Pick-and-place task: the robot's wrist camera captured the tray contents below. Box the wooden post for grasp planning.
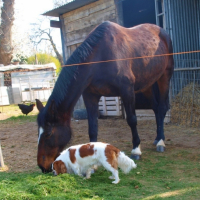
[28,77,33,102]
[102,96,107,116]
[0,140,5,168]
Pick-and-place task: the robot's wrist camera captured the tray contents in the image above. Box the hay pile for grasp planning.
[171,83,200,127]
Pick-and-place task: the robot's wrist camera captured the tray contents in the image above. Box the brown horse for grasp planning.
[36,21,174,173]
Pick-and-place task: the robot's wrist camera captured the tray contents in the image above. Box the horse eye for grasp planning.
[45,125,55,138]
[47,122,55,127]
[46,133,51,137]
[45,130,52,137]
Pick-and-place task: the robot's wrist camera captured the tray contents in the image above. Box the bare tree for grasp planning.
[0,0,15,65]
[30,26,63,65]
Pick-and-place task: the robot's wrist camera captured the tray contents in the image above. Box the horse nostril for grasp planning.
[48,165,53,172]
[38,165,46,173]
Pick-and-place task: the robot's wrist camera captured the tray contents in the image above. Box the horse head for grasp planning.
[36,99,72,173]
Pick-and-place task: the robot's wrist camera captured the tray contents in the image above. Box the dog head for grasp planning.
[52,160,67,176]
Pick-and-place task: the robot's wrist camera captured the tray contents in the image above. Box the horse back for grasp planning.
[88,22,173,94]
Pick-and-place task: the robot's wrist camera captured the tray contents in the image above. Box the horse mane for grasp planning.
[48,21,111,106]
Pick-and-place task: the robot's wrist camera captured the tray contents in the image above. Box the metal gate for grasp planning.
[155,0,200,126]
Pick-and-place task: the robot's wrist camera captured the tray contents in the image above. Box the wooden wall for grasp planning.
[60,0,123,117]
[61,0,117,60]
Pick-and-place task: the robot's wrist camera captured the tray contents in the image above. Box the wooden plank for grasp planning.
[63,0,115,22]
[65,25,95,46]
[59,17,67,64]
[114,0,124,25]
[66,38,84,47]
[99,97,118,101]
[64,5,116,33]
[50,20,61,28]
[70,44,77,54]
[99,105,121,110]
[115,97,120,115]
[99,101,121,106]
[0,141,5,168]
[101,96,107,115]
[98,96,122,116]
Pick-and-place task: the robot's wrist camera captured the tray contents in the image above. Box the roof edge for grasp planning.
[42,0,99,17]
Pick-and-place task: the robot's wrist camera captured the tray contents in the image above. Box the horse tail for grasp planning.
[117,152,137,174]
[159,27,173,53]
[159,27,174,74]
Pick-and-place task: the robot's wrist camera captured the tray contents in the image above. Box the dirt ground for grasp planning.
[0,111,200,173]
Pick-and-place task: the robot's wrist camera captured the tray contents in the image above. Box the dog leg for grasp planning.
[109,175,115,179]
[111,170,120,184]
[101,161,120,184]
[73,166,83,177]
[86,168,92,179]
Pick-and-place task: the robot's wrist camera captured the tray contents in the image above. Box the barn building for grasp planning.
[43,0,200,118]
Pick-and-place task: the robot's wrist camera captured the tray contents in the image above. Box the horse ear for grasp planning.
[35,99,44,111]
[48,99,57,117]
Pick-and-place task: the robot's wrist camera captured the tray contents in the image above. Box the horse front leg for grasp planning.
[121,92,141,160]
[83,91,101,142]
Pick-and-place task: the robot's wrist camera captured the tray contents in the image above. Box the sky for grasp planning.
[13,0,62,56]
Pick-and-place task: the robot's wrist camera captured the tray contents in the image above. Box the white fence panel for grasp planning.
[99,96,122,116]
[0,87,9,105]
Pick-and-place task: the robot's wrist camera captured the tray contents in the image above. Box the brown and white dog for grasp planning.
[52,142,137,184]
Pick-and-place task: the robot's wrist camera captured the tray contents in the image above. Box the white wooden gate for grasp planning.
[99,96,122,116]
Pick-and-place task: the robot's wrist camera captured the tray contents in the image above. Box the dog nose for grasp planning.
[53,170,57,176]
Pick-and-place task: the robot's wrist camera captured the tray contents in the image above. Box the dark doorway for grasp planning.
[122,0,156,28]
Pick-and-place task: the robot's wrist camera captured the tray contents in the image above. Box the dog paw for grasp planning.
[112,180,120,184]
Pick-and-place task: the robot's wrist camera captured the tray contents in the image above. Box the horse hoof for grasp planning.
[156,145,165,152]
[130,154,141,160]
[153,140,158,145]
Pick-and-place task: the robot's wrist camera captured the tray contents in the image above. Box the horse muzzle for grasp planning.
[38,165,52,173]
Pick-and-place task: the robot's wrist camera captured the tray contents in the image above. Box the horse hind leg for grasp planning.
[152,73,171,152]
[121,90,141,160]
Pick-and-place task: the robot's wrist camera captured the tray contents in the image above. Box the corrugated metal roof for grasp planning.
[42,0,99,17]
[0,63,56,72]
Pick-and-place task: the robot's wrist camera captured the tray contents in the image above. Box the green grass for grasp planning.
[0,104,45,123]
[0,115,37,124]
[0,151,200,200]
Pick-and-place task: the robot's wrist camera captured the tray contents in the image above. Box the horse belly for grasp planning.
[87,82,120,97]
[133,58,167,93]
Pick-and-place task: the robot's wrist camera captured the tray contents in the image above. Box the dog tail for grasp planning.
[117,152,137,174]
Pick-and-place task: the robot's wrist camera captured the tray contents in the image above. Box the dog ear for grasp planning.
[61,162,67,174]
[53,160,61,175]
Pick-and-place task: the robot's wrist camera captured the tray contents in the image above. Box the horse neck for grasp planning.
[50,66,89,116]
